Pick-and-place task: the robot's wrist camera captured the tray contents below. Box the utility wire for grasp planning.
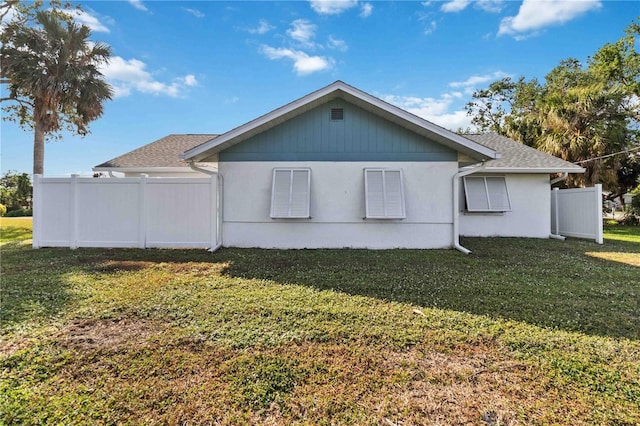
[574,146,640,164]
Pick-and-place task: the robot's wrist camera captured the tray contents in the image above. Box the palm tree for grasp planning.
[1,8,113,175]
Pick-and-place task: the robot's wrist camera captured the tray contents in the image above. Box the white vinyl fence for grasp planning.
[33,175,219,249]
[551,184,603,244]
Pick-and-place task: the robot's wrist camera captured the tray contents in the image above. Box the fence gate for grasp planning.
[550,184,603,244]
[33,175,219,249]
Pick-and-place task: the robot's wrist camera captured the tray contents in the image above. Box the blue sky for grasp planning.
[1,0,637,176]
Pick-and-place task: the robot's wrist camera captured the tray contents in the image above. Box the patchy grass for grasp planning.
[0,217,32,243]
[1,220,639,424]
[604,223,640,244]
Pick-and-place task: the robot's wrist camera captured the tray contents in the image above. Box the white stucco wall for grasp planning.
[459,174,551,238]
[220,161,457,249]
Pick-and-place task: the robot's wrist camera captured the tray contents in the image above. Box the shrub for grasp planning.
[4,208,32,217]
[0,204,6,217]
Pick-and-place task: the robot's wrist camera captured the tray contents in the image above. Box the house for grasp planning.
[93,81,584,251]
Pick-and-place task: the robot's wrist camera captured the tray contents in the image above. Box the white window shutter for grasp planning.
[270,168,311,218]
[290,170,311,217]
[463,176,511,212]
[365,169,406,219]
[383,170,404,218]
[464,177,490,211]
[365,170,385,217]
[486,177,511,211]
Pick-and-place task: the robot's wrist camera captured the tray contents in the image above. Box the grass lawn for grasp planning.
[1,218,639,424]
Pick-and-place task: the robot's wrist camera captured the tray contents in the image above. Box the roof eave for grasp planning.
[92,166,197,173]
[481,167,586,174]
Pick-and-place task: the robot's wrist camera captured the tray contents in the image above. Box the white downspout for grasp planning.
[549,172,569,240]
[453,162,486,254]
[188,161,223,252]
[550,172,568,186]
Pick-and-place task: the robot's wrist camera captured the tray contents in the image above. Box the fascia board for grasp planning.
[481,167,586,174]
[92,167,195,173]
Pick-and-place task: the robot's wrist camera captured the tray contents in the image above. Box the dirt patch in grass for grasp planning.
[94,260,158,273]
[59,317,165,351]
[93,260,227,276]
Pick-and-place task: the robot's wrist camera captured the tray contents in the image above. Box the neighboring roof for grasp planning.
[94,134,218,171]
[465,133,585,174]
[182,80,500,162]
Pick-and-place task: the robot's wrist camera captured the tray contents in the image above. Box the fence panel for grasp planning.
[551,184,603,244]
[33,175,217,249]
[34,178,74,247]
[76,178,142,248]
[145,178,216,248]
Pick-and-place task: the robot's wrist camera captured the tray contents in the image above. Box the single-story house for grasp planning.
[93,81,584,251]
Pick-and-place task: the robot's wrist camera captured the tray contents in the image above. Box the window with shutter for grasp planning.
[270,168,311,218]
[463,176,511,212]
[364,169,406,219]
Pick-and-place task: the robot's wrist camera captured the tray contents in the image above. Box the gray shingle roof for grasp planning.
[95,134,218,169]
[465,133,584,173]
[95,131,583,174]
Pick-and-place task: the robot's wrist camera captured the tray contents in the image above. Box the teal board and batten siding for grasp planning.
[218,100,457,162]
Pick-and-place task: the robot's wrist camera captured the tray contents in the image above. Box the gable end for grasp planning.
[215,100,457,162]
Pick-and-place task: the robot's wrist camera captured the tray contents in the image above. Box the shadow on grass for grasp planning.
[215,237,640,341]
[2,234,638,341]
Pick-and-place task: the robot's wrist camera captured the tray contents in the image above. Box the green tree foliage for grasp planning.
[0,2,113,175]
[465,19,640,192]
[0,171,33,211]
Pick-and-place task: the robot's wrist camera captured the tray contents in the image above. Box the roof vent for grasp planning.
[330,108,344,121]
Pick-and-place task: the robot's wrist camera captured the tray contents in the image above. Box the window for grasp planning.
[463,176,511,212]
[364,169,406,219]
[270,168,311,218]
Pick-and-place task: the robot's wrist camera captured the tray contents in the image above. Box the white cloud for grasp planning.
[327,35,348,52]
[360,3,373,17]
[440,0,503,13]
[128,0,148,12]
[260,45,333,75]
[476,0,504,13]
[449,71,511,89]
[99,57,197,98]
[383,93,473,131]
[225,96,240,104]
[499,0,601,37]
[287,19,318,49]
[0,6,17,26]
[248,19,275,35]
[182,75,198,87]
[309,0,358,15]
[64,9,110,32]
[382,71,514,131]
[184,8,204,18]
[441,0,470,13]
[424,20,437,35]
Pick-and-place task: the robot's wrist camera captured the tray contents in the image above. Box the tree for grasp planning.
[0,3,113,175]
[0,171,32,211]
[465,19,640,191]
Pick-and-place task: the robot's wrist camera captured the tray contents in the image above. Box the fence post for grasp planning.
[210,175,217,250]
[70,174,79,249]
[551,188,559,236]
[139,174,147,249]
[595,184,603,244]
[32,174,42,248]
